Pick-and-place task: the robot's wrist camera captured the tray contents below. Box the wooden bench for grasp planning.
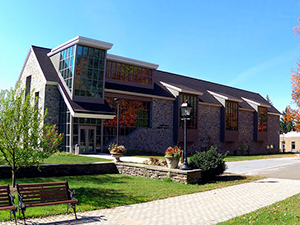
[17,181,78,223]
[0,184,17,225]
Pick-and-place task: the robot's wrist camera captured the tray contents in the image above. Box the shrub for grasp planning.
[188,146,227,178]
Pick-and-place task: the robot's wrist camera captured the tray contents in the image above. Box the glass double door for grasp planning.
[79,126,96,153]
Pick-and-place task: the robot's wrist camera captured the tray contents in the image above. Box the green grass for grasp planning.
[219,192,300,224]
[0,174,259,221]
[225,153,297,162]
[0,154,111,165]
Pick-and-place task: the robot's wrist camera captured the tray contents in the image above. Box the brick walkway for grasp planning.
[3,178,300,225]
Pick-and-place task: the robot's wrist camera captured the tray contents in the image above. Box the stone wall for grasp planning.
[0,162,118,179]
[18,50,47,124]
[44,84,60,125]
[0,162,202,184]
[115,162,202,184]
[115,98,174,154]
[196,105,280,155]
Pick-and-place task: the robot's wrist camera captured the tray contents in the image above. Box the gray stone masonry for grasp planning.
[115,162,202,184]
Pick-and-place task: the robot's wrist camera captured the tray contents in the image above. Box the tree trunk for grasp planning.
[12,164,16,188]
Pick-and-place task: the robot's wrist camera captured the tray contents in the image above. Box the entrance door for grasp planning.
[79,126,96,153]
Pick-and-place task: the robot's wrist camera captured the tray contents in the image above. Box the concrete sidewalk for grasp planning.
[4,178,300,225]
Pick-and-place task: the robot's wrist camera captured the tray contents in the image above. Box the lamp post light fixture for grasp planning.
[180,100,192,170]
[114,98,120,146]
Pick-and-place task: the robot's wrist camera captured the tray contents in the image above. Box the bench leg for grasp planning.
[67,203,78,220]
[10,210,17,225]
[19,208,26,224]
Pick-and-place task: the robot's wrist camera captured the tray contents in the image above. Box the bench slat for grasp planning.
[0,205,17,211]
[18,182,67,188]
[25,199,78,208]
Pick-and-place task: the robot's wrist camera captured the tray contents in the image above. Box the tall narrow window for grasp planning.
[225,101,238,130]
[35,92,39,109]
[292,141,295,152]
[179,94,197,129]
[25,76,32,96]
[282,141,285,152]
[258,107,267,132]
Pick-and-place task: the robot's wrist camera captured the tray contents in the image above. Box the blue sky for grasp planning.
[0,0,299,112]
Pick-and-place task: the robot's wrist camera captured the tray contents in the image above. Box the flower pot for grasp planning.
[111,153,123,162]
[165,156,180,169]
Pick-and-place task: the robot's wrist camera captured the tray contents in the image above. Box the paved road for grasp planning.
[226,157,300,179]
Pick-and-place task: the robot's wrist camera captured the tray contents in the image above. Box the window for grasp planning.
[258,107,267,132]
[103,97,151,144]
[179,94,197,129]
[74,45,106,98]
[106,60,153,86]
[59,45,75,93]
[292,141,296,152]
[25,76,32,96]
[225,101,238,131]
[35,92,39,108]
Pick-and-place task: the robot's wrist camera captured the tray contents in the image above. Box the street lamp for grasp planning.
[180,100,192,170]
[114,98,120,146]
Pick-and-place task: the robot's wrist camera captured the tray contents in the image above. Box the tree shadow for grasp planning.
[200,173,250,185]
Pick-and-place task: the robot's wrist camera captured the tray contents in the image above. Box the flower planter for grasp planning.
[111,153,123,162]
[165,156,180,169]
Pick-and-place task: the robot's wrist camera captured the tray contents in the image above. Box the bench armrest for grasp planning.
[18,193,26,210]
[68,189,76,200]
[9,193,17,209]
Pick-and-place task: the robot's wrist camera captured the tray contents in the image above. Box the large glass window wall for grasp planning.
[58,96,71,152]
[179,94,198,129]
[59,45,75,93]
[225,101,238,131]
[103,97,151,144]
[106,60,153,86]
[74,45,106,98]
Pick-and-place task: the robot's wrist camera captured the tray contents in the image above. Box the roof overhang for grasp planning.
[160,81,203,97]
[242,97,271,109]
[207,90,243,103]
[107,54,159,69]
[47,36,113,57]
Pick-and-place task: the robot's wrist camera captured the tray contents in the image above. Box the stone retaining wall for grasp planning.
[0,162,202,184]
[0,162,118,179]
[116,162,202,184]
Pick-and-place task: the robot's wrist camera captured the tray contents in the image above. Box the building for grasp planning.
[18,36,280,155]
[280,131,300,153]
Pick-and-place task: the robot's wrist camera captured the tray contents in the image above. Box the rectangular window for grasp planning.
[25,76,32,96]
[74,45,105,98]
[225,101,238,131]
[179,94,197,129]
[59,45,75,93]
[105,60,153,86]
[103,97,151,144]
[292,141,295,152]
[258,106,267,132]
[282,141,285,152]
[35,92,39,108]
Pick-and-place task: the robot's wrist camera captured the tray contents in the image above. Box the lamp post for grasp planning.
[180,100,192,170]
[114,98,120,146]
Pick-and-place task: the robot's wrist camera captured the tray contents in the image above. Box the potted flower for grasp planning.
[109,143,127,162]
[164,146,181,169]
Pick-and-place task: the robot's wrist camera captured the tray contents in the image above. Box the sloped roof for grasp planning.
[153,70,280,114]
[27,44,280,115]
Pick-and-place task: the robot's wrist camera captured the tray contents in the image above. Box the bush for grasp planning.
[188,146,227,178]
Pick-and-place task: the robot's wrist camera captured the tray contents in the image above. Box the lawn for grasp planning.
[0,174,259,221]
[219,192,300,224]
[225,153,297,162]
[0,154,111,165]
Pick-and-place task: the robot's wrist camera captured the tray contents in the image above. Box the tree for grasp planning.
[0,85,63,187]
[266,95,273,105]
[280,107,295,134]
[284,10,300,131]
